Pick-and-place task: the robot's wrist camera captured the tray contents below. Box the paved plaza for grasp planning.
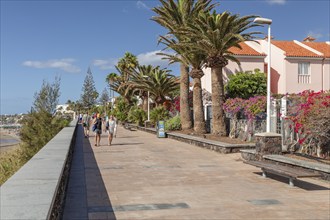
[63,125,330,220]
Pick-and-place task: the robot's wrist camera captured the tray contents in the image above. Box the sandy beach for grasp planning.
[0,131,21,154]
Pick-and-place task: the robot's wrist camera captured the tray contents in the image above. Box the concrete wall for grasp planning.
[0,119,78,220]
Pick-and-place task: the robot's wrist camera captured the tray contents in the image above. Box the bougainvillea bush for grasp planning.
[287,90,330,157]
[169,91,193,115]
[224,96,266,120]
[224,96,266,139]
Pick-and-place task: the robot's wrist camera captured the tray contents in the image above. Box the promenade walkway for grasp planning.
[63,125,330,220]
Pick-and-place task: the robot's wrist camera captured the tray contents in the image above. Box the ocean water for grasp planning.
[0,139,19,144]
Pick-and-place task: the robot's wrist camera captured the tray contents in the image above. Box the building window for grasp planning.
[298,62,310,83]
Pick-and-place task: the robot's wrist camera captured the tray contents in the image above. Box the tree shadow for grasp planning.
[63,125,116,220]
[254,172,330,191]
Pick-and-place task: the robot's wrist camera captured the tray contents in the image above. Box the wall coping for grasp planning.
[167,132,255,148]
[263,154,330,174]
[255,132,281,137]
[0,119,77,220]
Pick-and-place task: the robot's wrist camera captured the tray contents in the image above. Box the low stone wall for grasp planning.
[0,119,78,220]
[129,124,255,154]
[230,119,266,142]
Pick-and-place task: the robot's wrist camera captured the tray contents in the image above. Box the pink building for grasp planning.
[201,42,265,93]
[201,39,330,95]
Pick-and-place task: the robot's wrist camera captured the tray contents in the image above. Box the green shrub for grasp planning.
[225,69,267,99]
[128,106,147,126]
[112,97,130,123]
[165,115,181,131]
[150,106,170,126]
[0,112,68,185]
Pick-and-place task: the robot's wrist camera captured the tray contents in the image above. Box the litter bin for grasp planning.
[157,120,166,138]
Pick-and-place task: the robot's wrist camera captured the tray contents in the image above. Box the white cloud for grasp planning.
[136,1,149,10]
[92,58,118,70]
[267,0,286,5]
[92,50,174,71]
[22,58,80,73]
[137,50,174,68]
[307,30,324,39]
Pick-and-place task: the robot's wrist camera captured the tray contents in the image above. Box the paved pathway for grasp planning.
[63,125,330,220]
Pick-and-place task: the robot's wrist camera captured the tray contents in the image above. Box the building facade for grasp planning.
[201,39,330,95]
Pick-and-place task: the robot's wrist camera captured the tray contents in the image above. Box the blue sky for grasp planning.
[1,0,329,114]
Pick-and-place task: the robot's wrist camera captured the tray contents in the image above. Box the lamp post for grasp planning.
[147,91,150,121]
[142,75,150,121]
[254,17,272,133]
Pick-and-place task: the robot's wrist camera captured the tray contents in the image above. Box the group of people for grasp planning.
[81,113,117,147]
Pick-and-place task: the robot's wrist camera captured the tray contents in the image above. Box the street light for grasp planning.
[142,75,150,121]
[147,91,150,121]
[254,17,272,133]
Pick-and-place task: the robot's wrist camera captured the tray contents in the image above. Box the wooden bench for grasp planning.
[244,160,322,187]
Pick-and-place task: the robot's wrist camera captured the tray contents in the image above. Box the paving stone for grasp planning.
[62,125,330,220]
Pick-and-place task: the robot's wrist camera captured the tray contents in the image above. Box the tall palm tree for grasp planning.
[107,52,139,105]
[182,11,260,135]
[152,0,217,130]
[106,72,118,108]
[158,36,206,134]
[117,52,139,81]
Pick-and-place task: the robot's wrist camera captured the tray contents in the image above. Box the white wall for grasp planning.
[323,59,330,91]
[201,57,265,93]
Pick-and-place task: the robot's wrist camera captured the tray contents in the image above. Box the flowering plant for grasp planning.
[224,96,266,120]
[223,98,245,118]
[287,90,330,155]
[169,91,193,114]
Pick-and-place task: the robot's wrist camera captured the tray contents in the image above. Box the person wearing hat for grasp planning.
[93,113,102,146]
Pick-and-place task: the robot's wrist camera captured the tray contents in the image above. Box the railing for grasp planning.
[298,74,311,84]
[0,119,78,220]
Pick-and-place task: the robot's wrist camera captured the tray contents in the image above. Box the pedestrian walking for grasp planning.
[93,113,102,146]
[82,113,91,138]
[106,115,117,146]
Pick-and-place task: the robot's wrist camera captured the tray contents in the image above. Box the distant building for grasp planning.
[56,104,75,117]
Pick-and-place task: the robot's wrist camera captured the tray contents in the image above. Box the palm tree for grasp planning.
[127,66,179,106]
[152,0,217,130]
[117,52,139,81]
[106,72,118,109]
[158,36,206,134]
[182,11,260,135]
[107,52,139,105]
[130,65,154,111]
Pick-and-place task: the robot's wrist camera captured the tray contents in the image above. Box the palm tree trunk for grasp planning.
[180,63,192,130]
[211,66,226,136]
[191,69,206,134]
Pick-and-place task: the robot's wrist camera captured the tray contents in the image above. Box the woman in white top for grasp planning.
[106,115,117,146]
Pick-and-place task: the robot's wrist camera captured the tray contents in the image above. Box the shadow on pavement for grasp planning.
[62,125,116,220]
[254,172,330,191]
[111,143,144,146]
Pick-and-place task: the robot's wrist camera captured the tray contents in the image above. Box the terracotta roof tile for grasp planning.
[228,42,264,56]
[302,42,330,58]
[272,40,322,57]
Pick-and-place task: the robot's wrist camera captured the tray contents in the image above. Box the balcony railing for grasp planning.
[298,74,311,84]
